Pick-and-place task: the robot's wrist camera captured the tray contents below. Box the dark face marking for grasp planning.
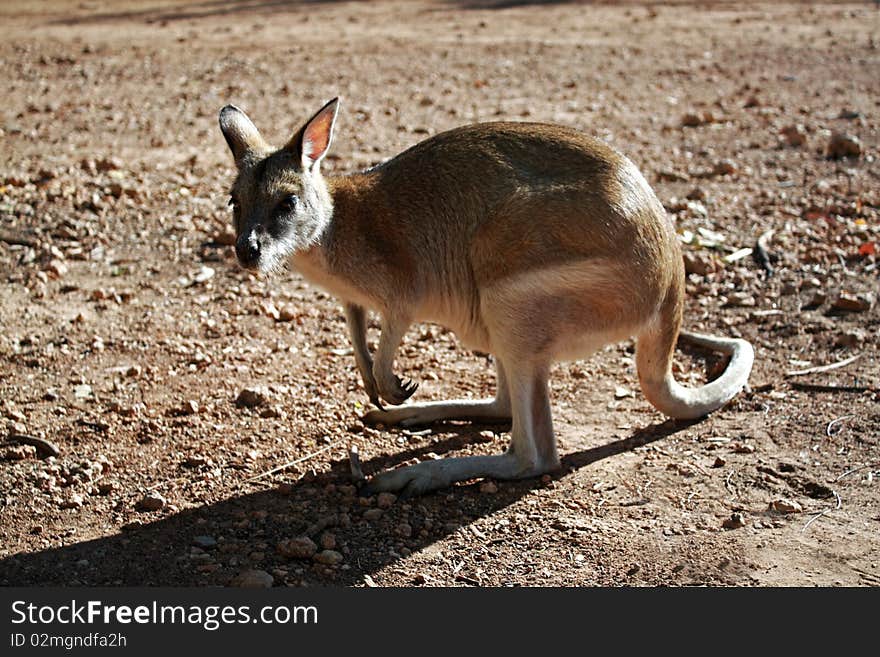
[226,149,330,272]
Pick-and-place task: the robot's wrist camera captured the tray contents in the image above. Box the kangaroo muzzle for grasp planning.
[235,231,261,269]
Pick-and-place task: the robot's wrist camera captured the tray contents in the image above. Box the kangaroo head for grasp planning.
[218,98,340,272]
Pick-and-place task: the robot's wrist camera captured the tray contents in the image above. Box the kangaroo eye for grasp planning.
[277,194,298,214]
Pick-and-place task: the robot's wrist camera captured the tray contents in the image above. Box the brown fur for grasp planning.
[218,99,753,496]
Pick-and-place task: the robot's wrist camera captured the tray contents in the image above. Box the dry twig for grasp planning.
[826,415,854,437]
[244,441,338,483]
[835,463,879,482]
[802,490,842,532]
[785,354,860,377]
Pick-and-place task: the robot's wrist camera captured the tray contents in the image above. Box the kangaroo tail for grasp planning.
[636,312,754,420]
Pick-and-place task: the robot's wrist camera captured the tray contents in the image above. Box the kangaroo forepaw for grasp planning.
[378,374,419,406]
[358,462,442,498]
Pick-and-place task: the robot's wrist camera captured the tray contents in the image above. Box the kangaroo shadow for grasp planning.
[0,418,692,587]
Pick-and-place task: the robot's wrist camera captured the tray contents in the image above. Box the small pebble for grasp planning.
[725,292,756,308]
[377,492,397,508]
[230,569,273,588]
[277,537,317,559]
[479,481,499,494]
[178,400,199,416]
[826,132,861,159]
[832,292,872,313]
[780,124,807,147]
[682,251,716,276]
[835,329,864,348]
[363,508,383,521]
[313,549,343,566]
[320,532,336,550]
[192,535,217,550]
[235,386,269,408]
[722,512,746,529]
[136,492,166,512]
[60,493,84,509]
[769,499,803,514]
[4,445,37,460]
[711,159,737,176]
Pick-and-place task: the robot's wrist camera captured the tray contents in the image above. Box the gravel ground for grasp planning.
[0,0,878,587]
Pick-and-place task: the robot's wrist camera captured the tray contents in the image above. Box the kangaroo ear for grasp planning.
[286,97,340,171]
[219,105,267,165]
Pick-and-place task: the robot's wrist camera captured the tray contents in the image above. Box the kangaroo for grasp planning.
[218,97,754,496]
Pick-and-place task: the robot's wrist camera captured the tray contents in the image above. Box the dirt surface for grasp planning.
[1,1,878,587]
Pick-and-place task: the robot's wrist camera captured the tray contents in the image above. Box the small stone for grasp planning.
[835,329,864,348]
[682,251,717,276]
[732,443,756,454]
[178,400,199,416]
[44,259,68,279]
[4,444,36,460]
[769,499,803,514]
[192,535,217,549]
[73,384,93,399]
[805,291,827,309]
[230,569,273,588]
[136,492,166,512]
[313,549,343,566]
[213,230,236,246]
[258,406,284,419]
[725,292,756,308]
[193,266,215,284]
[711,159,737,176]
[832,292,873,313]
[277,306,296,322]
[686,200,708,218]
[712,456,726,468]
[235,386,268,408]
[363,508,383,521]
[260,301,280,321]
[184,455,211,468]
[722,512,746,529]
[60,493,84,509]
[614,386,633,399]
[94,156,121,172]
[780,124,807,147]
[479,481,498,494]
[681,111,711,127]
[475,430,496,443]
[97,481,115,495]
[686,187,707,201]
[826,132,861,159]
[396,522,413,538]
[277,537,317,559]
[319,532,336,550]
[337,484,357,497]
[376,492,397,508]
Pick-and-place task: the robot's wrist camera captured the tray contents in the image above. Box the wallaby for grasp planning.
[218,97,754,496]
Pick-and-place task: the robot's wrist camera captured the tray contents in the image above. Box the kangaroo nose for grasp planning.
[235,233,260,268]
